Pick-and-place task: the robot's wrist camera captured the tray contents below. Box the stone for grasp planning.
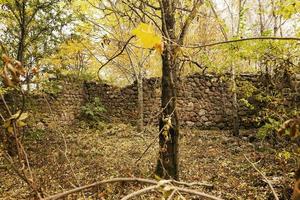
[186,121,195,127]
[201,116,209,122]
[187,102,194,111]
[198,109,206,116]
[36,122,46,130]
[204,121,212,126]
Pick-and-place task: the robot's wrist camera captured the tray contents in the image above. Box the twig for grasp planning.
[3,153,31,187]
[135,136,158,164]
[1,94,12,116]
[167,189,177,200]
[174,186,223,200]
[97,35,135,80]
[121,185,158,200]
[42,178,157,200]
[186,37,300,49]
[171,180,213,188]
[135,106,176,164]
[244,155,279,200]
[0,112,5,121]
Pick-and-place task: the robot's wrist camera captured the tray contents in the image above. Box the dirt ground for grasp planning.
[0,122,298,199]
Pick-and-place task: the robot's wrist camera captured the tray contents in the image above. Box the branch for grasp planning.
[42,178,157,200]
[244,155,279,200]
[170,180,213,188]
[121,185,158,200]
[139,0,160,10]
[97,35,135,80]
[167,189,177,200]
[178,0,203,44]
[174,186,223,200]
[207,0,228,41]
[187,37,300,49]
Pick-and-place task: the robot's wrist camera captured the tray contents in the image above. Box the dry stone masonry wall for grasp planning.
[1,73,299,129]
[85,73,300,129]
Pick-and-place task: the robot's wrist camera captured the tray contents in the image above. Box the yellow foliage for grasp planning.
[131,23,163,53]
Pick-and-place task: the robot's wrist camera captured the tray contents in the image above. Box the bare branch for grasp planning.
[171,180,213,188]
[167,189,177,200]
[42,178,158,200]
[244,155,279,200]
[97,35,135,80]
[178,0,203,44]
[186,37,300,49]
[121,185,158,200]
[174,186,223,200]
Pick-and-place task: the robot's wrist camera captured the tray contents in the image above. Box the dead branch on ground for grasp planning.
[244,155,279,200]
[42,177,221,200]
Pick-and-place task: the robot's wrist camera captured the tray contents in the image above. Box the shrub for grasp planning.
[80,97,106,122]
[257,118,281,140]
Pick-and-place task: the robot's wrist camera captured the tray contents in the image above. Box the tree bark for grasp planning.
[17,1,26,64]
[231,65,239,136]
[257,0,264,36]
[155,0,180,180]
[156,47,180,180]
[137,71,144,132]
[292,167,300,200]
[155,0,202,180]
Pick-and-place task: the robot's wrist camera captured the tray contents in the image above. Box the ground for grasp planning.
[0,121,298,199]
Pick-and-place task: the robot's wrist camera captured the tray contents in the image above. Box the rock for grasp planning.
[186,121,195,127]
[36,122,46,130]
[198,109,206,116]
[204,121,212,126]
[201,116,209,122]
[187,102,194,111]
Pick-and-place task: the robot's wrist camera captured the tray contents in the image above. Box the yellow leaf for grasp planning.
[9,110,21,119]
[154,174,162,181]
[131,23,162,49]
[7,126,14,134]
[18,112,29,121]
[3,120,11,128]
[16,120,26,127]
[154,43,164,54]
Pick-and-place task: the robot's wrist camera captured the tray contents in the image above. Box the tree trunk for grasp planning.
[17,1,26,64]
[292,167,300,200]
[231,65,239,136]
[257,0,265,36]
[155,47,179,180]
[137,71,144,132]
[155,0,179,180]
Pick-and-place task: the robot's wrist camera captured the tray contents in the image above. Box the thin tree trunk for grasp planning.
[257,0,264,36]
[156,47,179,180]
[292,167,300,200]
[271,0,278,36]
[156,0,201,180]
[156,0,179,180]
[137,71,144,132]
[231,0,243,136]
[17,1,26,64]
[231,65,239,136]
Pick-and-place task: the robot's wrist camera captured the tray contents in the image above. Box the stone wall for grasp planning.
[84,73,283,129]
[0,76,85,126]
[1,73,299,129]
